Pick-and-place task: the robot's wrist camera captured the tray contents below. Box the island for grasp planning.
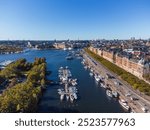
[0,57,48,112]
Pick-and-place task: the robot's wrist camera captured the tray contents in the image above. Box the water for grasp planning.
[0,49,125,113]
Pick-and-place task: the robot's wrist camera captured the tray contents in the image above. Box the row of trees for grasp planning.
[0,58,47,112]
[0,58,32,79]
[85,48,150,96]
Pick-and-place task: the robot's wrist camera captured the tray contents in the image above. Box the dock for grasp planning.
[58,66,78,102]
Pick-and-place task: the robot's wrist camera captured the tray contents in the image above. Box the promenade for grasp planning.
[83,50,150,113]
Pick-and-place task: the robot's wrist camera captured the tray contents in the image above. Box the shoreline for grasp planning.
[82,50,150,113]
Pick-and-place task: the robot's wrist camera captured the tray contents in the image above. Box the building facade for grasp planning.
[89,46,150,79]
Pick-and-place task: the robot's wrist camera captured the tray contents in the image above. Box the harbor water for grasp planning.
[0,49,125,113]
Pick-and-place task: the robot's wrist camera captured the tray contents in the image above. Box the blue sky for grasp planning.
[0,0,150,40]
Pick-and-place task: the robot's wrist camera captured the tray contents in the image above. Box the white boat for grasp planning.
[72,81,77,86]
[66,95,69,101]
[59,66,63,69]
[90,69,94,72]
[81,61,85,64]
[100,83,106,89]
[68,47,72,50]
[60,94,64,101]
[73,78,77,81]
[84,66,88,69]
[73,93,77,100]
[106,90,113,97]
[68,87,78,93]
[119,99,130,111]
[94,75,100,82]
[57,88,62,92]
[98,75,101,79]
[58,89,65,95]
[63,48,67,51]
[70,94,74,102]
[66,56,73,60]
[112,91,118,98]
[89,72,93,76]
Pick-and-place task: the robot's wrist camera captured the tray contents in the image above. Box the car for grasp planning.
[125,93,131,97]
[130,96,139,101]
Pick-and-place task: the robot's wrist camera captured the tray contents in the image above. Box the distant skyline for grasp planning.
[0,0,150,40]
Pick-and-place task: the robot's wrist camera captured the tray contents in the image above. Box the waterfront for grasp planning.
[0,50,125,113]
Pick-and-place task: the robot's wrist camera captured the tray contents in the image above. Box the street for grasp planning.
[83,51,150,113]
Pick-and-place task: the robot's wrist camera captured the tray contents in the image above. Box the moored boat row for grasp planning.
[57,66,78,103]
[81,58,131,112]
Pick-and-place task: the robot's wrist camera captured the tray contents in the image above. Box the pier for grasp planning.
[58,66,78,103]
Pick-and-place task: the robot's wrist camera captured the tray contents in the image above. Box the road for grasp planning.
[83,50,150,113]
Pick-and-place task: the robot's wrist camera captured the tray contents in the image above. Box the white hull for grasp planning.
[60,94,64,101]
[119,99,130,111]
[66,95,69,101]
[70,94,74,102]
[89,72,93,76]
[106,90,113,97]
[94,76,100,82]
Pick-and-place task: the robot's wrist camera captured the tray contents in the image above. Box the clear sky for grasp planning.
[0,0,150,40]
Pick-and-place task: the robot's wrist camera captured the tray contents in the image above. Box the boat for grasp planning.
[59,66,63,69]
[57,88,62,92]
[66,56,73,60]
[60,94,64,101]
[72,81,77,86]
[68,47,73,50]
[100,82,106,89]
[90,68,94,72]
[73,93,77,99]
[89,72,93,76]
[106,89,113,97]
[84,66,88,69]
[94,75,100,82]
[81,61,85,64]
[63,48,67,51]
[70,94,74,102]
[112,91,118,98]
[58,89,65,95]
[66,95,69,101]
[98,75,101,79]
[119,99,130,111]
[68,87,78,93]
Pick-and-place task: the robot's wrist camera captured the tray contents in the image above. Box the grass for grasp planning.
[85,48,150,96]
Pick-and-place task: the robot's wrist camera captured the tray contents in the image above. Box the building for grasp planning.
[53,42,66,49]
[89,46,150,80]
